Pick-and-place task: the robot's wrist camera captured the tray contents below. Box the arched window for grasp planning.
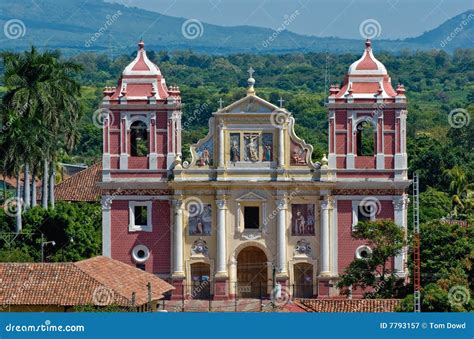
[130,121,148,156]
[356,121,375,156]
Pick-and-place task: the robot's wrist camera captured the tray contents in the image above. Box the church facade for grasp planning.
[100,39,410,299]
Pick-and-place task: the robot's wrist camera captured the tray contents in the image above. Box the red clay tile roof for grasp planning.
[75,256,174,306]
[297,299,400,312]
[0,256,173,307]
[55,162,102,202]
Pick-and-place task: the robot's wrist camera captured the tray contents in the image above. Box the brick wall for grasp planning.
[110,200,171,275]
[338,199,395,275]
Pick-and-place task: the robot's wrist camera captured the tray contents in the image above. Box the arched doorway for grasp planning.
[293,263,313,298]
[190,263,211,300]
[237,246,267,298]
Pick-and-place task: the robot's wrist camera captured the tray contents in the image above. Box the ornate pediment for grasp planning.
[236,191,267,201]
[220,95,283,114]
[185,118,215,169]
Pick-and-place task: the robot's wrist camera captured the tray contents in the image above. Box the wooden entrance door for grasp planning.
[294,263,313,298]
[190,263,211,299]
[237,246,267,298]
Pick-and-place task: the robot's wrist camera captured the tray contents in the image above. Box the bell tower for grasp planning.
[101,39,182,182]
[327,39,408,180]
[100,40,181,276]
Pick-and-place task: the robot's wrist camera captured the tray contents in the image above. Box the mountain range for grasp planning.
[0,0,472,55]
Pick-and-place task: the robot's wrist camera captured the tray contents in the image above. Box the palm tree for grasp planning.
[443,166,474,218]
[1,47,82,214]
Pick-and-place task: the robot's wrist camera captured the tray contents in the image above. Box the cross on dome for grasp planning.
[218,98,224,109]
[246,67,256,96]
[247,67,255,78]
[365,38,371,49]
[278,96,285,108]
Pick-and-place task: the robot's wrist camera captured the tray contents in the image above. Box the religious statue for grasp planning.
[230,141,240,162]
[294,210,306,234]
[244,134,259,162]
[264,144,272,161]
[189,204,212,236]
[291,146,307,165]
[292,204,315,235]
[201,147,210,165]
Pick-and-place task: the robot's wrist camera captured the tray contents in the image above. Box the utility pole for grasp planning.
[413,173,421,313]
[40,233,55,263]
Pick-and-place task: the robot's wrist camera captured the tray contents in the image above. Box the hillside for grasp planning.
[406,10,474,49]
[0,0,472,54]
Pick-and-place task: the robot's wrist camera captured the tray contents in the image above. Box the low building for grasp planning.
[297,299,401,312]
[54,162,102,202]
[0,256,173,312]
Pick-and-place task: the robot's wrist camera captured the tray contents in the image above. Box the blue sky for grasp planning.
[109,0,473,39]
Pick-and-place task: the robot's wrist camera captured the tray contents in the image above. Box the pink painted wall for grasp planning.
[110,200,171,275]
[337,199,395,276]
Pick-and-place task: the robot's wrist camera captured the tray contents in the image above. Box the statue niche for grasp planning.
[244,133,259,162]
[230,133,240,162]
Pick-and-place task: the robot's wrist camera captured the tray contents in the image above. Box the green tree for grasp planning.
[418,187,451,223]
[0,202,101,262]
[337,220,405,298]
[443,166,474,219]
[1,47,82,215]
[399,220,473,312]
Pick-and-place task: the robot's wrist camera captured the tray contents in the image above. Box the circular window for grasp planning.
[132,245,150,263]
[355,245,372,260]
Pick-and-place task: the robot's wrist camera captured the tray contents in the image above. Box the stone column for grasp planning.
[119,115,128,169]
[276,198,288,274]
[278,126,284,167]
[216,199,227,275]
[149,113,158,170]
[229,258,237,297]
[320,196,333,277]
[393,194,409,276]
[218,120,225,168]
[101,195,112,257]
[172,199,184,277]
[176,113,182,157]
